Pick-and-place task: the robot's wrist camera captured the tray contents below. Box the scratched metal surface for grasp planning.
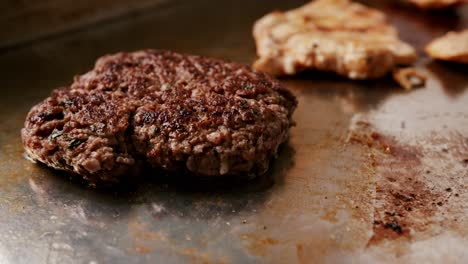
[0,0,467,263]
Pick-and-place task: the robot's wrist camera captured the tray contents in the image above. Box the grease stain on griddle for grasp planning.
[0,141,35,188]
[321,209,338,223]
[133,243,152,254]
[240,233,279,257]
[127,214,228,262]
[348,121,443,245]
[296,243,306,264]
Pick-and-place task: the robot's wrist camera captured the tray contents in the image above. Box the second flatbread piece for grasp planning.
[253,0,417,79]
[426,30,468,64]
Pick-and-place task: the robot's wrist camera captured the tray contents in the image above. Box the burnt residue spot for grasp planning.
[369,150,439,246]
[392,192,413,203]
[350,129,421,162]
[368,217,409,245]
[384,220,403,234]
[350,123,443,246]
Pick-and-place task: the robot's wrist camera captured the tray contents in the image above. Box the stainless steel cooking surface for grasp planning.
[1,0,467,263]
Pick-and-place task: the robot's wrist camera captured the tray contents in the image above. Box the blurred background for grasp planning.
[0,1,467,263]
[1,0,171,50]
[0,0,308,52]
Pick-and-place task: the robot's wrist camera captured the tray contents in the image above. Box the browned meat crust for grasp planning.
[21,50,297,183]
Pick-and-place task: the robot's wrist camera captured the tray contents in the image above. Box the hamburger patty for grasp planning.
[21,50,297,183]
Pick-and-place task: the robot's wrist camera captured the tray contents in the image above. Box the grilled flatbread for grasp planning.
[253,0,417,79]
[426,30,468,64]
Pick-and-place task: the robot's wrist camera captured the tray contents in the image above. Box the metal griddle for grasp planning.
[1,0,467,263]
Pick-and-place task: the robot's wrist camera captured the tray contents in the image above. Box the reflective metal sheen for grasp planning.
[0,0,467,263]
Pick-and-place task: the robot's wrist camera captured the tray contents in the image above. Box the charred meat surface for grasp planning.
[21,50,297,183]
[252,0,417,79]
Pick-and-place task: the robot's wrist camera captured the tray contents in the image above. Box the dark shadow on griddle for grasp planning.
[374,0,462,18]
[28,142,295,222]
[282,70,417,114]
[358,0,462,54]
[426,60,468,98]
[138,142,295,219]
[146,142,295,194]
[362,0,461,28]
